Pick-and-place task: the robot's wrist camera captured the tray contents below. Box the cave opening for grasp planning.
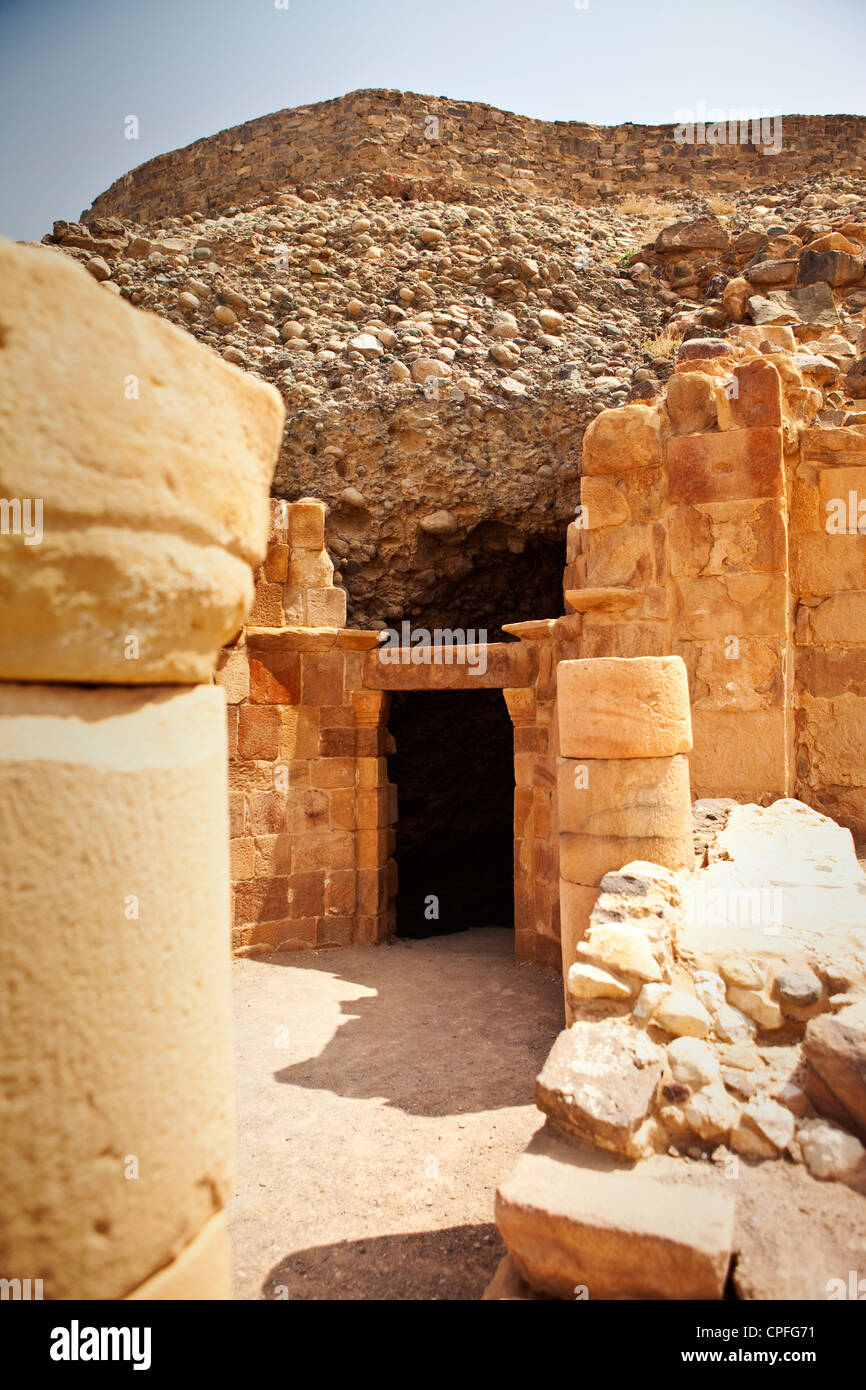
[388,688,515,939]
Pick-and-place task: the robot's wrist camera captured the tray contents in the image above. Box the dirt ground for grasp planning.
[226,928,562,1300]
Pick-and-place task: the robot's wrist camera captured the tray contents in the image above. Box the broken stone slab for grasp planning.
[495,1124,735,1300]
[536,1022,664,1157]
[802,1009,866,1140]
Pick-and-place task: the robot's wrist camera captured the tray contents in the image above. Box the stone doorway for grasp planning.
[388,688,515,939]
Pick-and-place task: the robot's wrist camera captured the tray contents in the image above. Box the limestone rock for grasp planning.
[667,1037,719,1089]
[714,1002,758,1044]
[558,656,693,760]
[682,1082,741,1143]
[798,1118,865,1181]
[802,1011,866,1139]
[536,1023,664,1157]
[727,985,784,1031]
[495,1127,735,1300]
[734,1098,795,1156]
[577,922,662,982]
[0,239,283,684]
[567,962,633,1001]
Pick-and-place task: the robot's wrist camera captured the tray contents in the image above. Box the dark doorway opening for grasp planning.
[388,688,515,939]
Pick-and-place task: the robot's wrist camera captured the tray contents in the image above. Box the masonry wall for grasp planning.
[792,424,866,832]
[85,90,866,225]
[218,498,398,954]
[566,336,866,836]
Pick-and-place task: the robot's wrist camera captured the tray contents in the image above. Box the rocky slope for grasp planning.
[38,97,866,633]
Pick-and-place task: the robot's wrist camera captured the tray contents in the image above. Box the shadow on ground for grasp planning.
[262,1223,505,1300]
[270,928,562,1115]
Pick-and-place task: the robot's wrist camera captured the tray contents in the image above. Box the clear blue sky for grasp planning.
[1,0,863,241]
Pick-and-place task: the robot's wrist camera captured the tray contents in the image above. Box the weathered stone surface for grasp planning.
[666,428,783,505]
[653,990,712,1038]
[656,218,730,254]
[681,1082,741,1142]
[581,403,665,477]
[567,962,633,1001]
[536,1023,664,1156]
[767,282,839,327]
[558,657,692,759]
[557,754,692,839]
[667,1037,720,1089]
[0,239,283,683]
[675,801,866,991]
[734,1098,795,1156]
[577,922,663,981]
[802,1011,866,1139]
[797,1117,865,1181]
[495,1126,734,1300]
[0,684,235,1299]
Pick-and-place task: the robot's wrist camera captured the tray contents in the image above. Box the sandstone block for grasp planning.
[289,499,326,549]
[0,684,234,1299]
[581,403,664,476]
[0,239,283,683]
[558,656,692,759]
[675,573,787,639]
[495,1126,734,1300]
[560,828,694,885]
[689,708,789,799]
[127,1211,231,1300]
[666,427,783,505]
[666,371,718,436]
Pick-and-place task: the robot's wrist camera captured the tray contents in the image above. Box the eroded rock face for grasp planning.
[536,1022,664,1157]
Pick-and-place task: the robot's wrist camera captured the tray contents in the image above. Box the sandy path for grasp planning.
[227,928,562,1299]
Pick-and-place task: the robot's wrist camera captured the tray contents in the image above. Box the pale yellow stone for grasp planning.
[0,239,283,683]
[0,683,235,1300]
[566,962,633,1001]
[127,1212,232,1300]
[653,990,712,1038]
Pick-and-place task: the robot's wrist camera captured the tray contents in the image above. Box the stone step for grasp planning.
[495,1124,735,1300]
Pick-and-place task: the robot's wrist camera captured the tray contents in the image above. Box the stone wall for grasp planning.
[563,333,866,837]
[0,237,283,1298]
[85,90,866,226]
[218,498,399,954]
[793,424,866,830]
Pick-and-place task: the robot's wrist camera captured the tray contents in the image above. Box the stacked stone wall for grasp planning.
[85,90,866,225]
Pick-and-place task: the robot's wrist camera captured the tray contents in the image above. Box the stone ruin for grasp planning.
[2,95,866,1302]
